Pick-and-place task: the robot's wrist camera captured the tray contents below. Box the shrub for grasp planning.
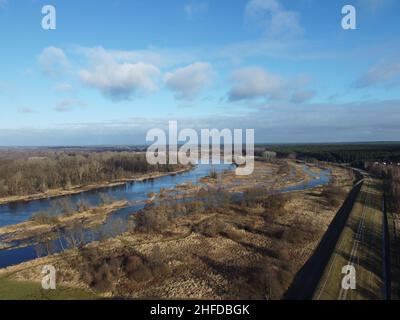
[76,199,90,212]
[185,201,205,214]
[99,193,113,205]
[273,242,290,261]
[31,211,59,225]
[77,248,119,292]
[282,217,320,244]
[321,185,346,207]
[76,245,172,292]
[124,255,153,282]
[234,258,293,300]
[209,170,218,179]
[136,208,169,233]
[194,219,229,238]
[123,248,170,282]
[221,227,244,242]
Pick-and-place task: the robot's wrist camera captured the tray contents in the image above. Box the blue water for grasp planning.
[0,164,233,268]
[0,163,331,269]
[0,165,234,228]
[281,165,331,193]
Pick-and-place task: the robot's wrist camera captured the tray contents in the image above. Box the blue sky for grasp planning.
[0,0,399,145]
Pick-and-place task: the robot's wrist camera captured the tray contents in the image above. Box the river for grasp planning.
[0,163,331,269]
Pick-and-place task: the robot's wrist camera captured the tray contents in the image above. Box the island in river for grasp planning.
[0,159,355,300]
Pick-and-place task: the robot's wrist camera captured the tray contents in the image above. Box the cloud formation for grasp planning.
[38,47,69,77]
[358,0,395,12]
[54,83,75,93]
[164,62,214,100]
[5,99,400,146]
[78,49,160,101]
[354,59,400,88]
[290,90,316,104]
[54,99,86,112]
[228,66,313,103]
[184,1,208,20]
[17,107,34,114]
[229,67,286,101]
[245,0,304,39]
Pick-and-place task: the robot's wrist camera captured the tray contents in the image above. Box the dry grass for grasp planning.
[0,161,354,299]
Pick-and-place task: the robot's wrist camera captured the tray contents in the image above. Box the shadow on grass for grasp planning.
[284,180,363,300]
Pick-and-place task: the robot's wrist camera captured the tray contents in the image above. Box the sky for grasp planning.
[0,0,399,146]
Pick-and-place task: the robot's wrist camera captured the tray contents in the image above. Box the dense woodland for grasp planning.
[255,142,400,215]
[256,143,400,166]
[0,149,184,198]
[366,163,400,215]
[387,167,400,215]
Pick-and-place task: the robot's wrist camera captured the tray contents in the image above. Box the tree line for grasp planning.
[385,166,400,215]
[255,143,400,166]
[0,150,183,198]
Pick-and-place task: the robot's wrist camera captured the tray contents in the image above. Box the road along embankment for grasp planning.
[313,175,386,300]
[284,172,364,300]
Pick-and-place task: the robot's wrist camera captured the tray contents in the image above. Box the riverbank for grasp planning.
[157,160,343,200]
[0,200,128,250]
[0,166,192,206]
[0,161,354,299]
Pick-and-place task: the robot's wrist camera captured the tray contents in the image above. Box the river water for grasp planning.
[0,163,331,269]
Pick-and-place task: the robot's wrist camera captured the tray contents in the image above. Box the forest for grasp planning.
[255,143,400,166]
[0,149,183,198]
[383,165,400,215]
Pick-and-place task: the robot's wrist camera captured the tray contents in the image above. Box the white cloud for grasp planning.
[78,48,160,101]
[354,59,400,88]
[184,1,208,20]
[228,66,313,103]
[54,99,86,112]
[164,62,214,100]
[290,90,316,104]
[75,45,195,69]
[358,0,394,12]
[229,67,287,101]
[17,107,34,113]
[54,83,75,93]
[6,99,400,145]
[245,0,303,39]
[38,47,69,77]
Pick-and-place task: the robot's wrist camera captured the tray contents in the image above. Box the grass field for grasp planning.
[0,277,97,300]
[314,176,384,300]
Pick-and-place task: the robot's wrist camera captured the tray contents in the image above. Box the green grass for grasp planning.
[0,278,98,300]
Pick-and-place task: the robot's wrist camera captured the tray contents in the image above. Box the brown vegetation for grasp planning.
[72,245,170,292]
[0,150,184,198]
[0,200,128,249]
[320,185,347,208]
[0,161,354,300]
[387,166,400,214]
